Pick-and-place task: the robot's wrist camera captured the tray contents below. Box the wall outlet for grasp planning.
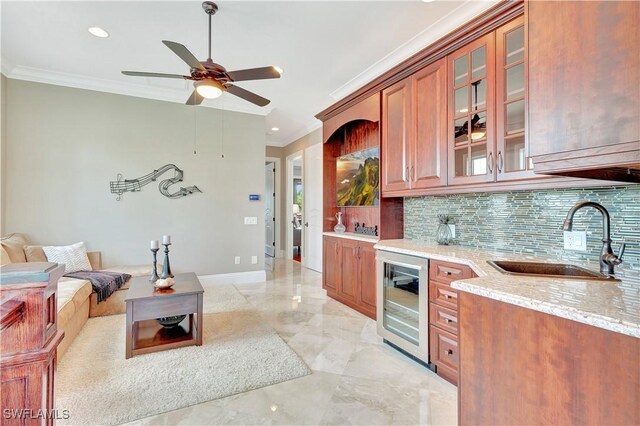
[234,256,241,265]
[251,255,258,265]
[449,224,456,239]
[564,231,587,251]
[244,217,258,225]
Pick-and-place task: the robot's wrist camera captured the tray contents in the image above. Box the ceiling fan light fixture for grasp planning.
[471,131,486,140]
[273,66,284,75]
[88,27,109,38]
[195,80,224,99]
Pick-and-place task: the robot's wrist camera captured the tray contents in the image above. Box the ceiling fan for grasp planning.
[122,1,281,107]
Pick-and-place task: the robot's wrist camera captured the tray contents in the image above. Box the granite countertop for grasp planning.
[374,239,640,338]
[323,232,379,243]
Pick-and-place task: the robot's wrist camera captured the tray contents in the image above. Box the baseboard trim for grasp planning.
[198,270,266,285]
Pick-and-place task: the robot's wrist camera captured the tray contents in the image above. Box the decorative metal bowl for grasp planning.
[153,278,175,289]
[156,315,186,328]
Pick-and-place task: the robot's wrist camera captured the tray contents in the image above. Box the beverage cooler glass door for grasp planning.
[377,251,428,363]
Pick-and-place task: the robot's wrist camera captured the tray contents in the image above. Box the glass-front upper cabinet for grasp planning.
[496,16,534,181]
[448,33,495,185]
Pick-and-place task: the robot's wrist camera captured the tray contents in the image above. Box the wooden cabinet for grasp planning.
[322,236,377,319]
[448,16,537,186]
[358,242,377,314]
[528,1,640,182]
[1,263,65,426]
[339,239,359,303]
[428,259,475,386]
[382,58,447,196]
[382,78,412,193]
[458,292,640,425]
[322,236,340,292]
[495,15,535,181]
[448,33,496,186]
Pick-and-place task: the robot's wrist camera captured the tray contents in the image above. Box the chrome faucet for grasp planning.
[562,201,625,276]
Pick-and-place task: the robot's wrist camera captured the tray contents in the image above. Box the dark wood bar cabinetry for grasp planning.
[528,0,640,182]
[323,236,377,320]
[428,260,476,385]
[458,292,640,425]
[1,262,65,426]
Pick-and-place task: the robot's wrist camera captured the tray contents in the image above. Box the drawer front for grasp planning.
[429,281,459,310]
[131,294,198,321]
[429,260,472,284]
[429,303,458,335]
[430,326,459,372]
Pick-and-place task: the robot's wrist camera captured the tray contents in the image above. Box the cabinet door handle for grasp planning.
[497,151,504,173]
[410,166,415,182]
[488,152,494,174]
[445,271,452,276]
[445,349,453,355]
[444,318,453,323]
[405,166,410,182]
[444,294,452,299]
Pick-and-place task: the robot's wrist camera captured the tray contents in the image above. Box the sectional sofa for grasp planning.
[0,233,153,359]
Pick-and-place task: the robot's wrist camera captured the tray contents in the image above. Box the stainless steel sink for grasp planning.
[487,260,620,281]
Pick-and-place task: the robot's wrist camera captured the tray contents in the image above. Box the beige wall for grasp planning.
[1,74,6,235]
[4,79,266,275]
[265,127,322,254]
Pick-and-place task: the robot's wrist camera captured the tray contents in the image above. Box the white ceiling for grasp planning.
[1,1,499,146]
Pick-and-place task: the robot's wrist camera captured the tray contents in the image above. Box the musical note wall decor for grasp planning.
[110,164,202,201]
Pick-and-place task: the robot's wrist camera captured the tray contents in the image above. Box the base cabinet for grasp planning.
[458,292,640,425]
[322,236,377,319]
[428,259,475,385]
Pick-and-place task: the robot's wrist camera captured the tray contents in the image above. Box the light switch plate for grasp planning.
[564,231,587,251]
[244,217,258,225]
[234,256,241,265]
[449,224,456,239]
[251,256,258,265]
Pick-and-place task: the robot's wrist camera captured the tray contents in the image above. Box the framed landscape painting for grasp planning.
[336,147,380,207]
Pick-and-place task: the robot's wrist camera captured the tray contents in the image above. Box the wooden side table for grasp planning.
[0,262,65,426]
[124,273,204,359]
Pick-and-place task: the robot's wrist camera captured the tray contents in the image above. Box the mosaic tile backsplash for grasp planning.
[404,185,640,272]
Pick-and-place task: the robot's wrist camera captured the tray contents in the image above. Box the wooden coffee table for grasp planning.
[124,272,204,359]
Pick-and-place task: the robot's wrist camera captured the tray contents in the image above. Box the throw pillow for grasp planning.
[24,245,48,262]
[0,233,30,263]
[42,242,93,274]
[0,246,11,266]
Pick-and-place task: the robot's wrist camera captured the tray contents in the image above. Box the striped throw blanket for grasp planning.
[64,271,131,303]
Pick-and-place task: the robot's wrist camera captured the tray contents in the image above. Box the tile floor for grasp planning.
[133,259,457,425]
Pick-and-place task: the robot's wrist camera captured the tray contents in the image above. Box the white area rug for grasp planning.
[56,284,310,425]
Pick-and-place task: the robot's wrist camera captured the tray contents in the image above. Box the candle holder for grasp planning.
[149,248,160,282]
[160,243,174,279]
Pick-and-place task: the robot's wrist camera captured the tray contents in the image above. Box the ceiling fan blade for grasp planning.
[122,71,190,79]
[226,84,270,107]
[162,40,206,72]
[226,66,281,82]
[186,89,204,106]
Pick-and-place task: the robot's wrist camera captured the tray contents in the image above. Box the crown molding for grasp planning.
[1,55,15,77]
[5,65,272,116]
[329,0,500,102]
[270,118,322,148]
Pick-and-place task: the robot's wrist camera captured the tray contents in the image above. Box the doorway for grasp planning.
[265,157,280,258]
[292,157,303,262]
[285,145,322,272]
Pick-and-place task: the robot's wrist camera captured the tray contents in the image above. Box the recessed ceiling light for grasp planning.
[273,66,284,75]
[271,127,280,132]
[88,27,109,38]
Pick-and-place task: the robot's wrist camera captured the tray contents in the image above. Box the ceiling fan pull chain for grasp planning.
[208,12,212,60]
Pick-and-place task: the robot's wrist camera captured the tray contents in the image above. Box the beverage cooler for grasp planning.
[376,250,429,364]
